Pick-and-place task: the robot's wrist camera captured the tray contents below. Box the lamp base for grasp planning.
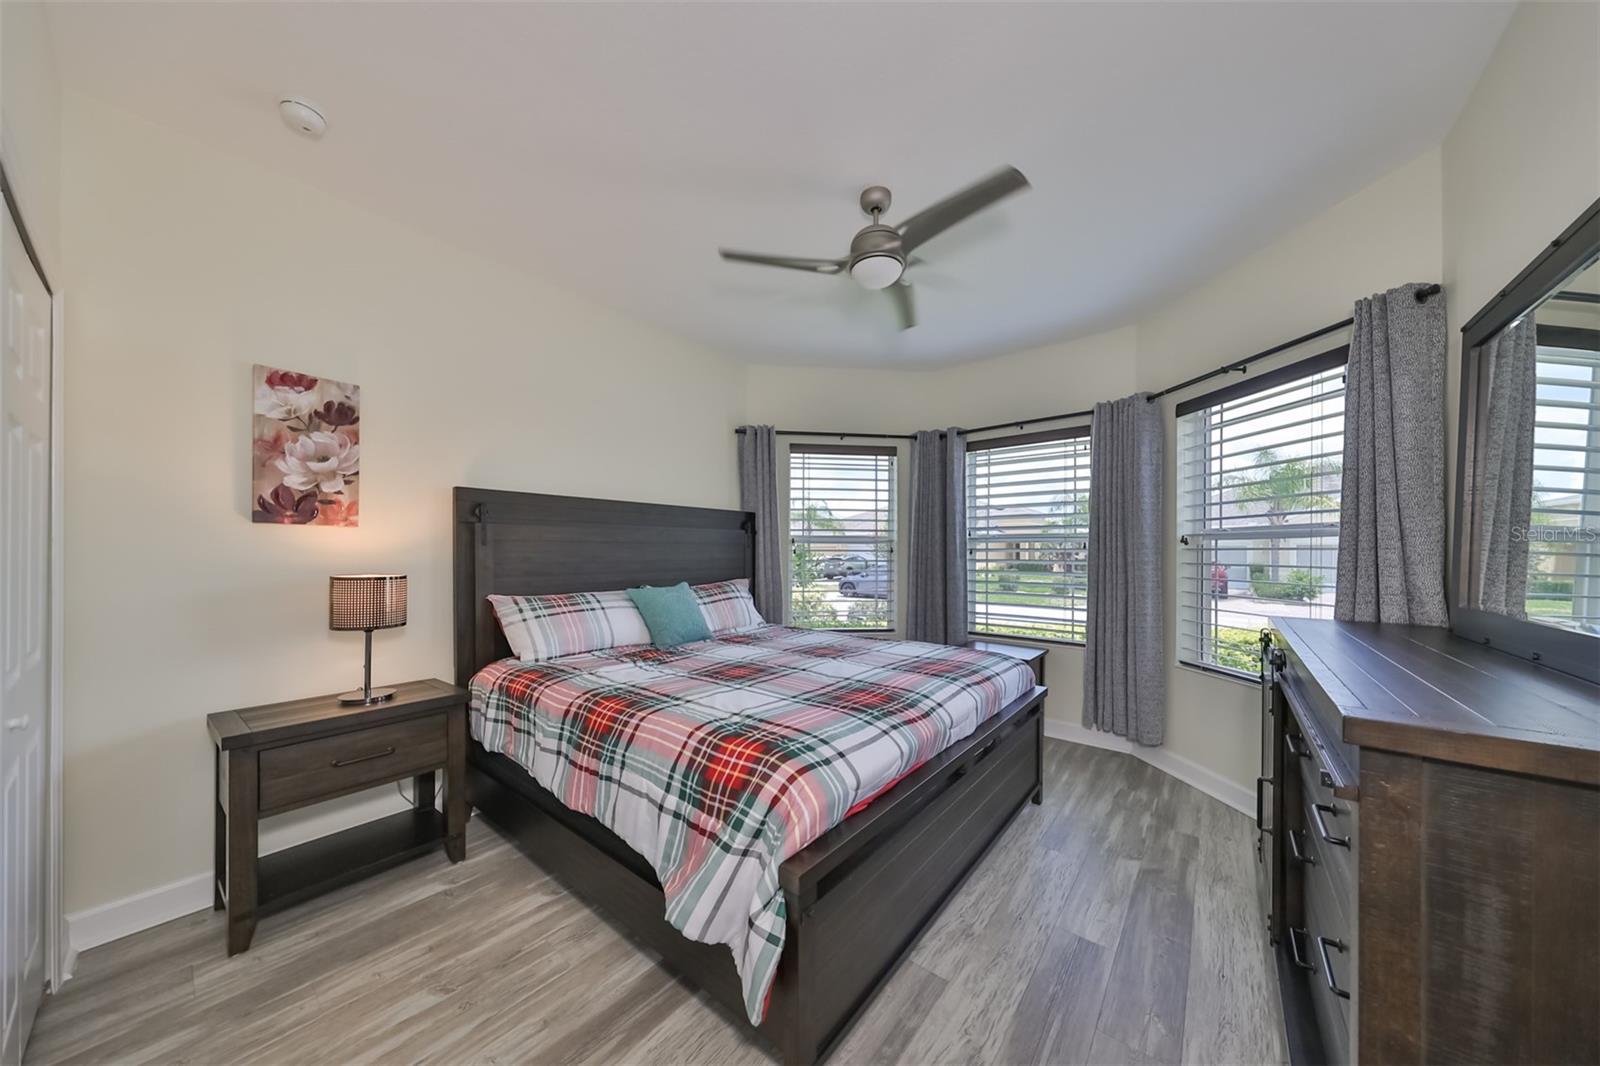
[337,687,397,706]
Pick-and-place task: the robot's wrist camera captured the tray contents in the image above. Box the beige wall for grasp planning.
[59,95,747,916]
[1442,0,1600,516]
[0,0,61,272]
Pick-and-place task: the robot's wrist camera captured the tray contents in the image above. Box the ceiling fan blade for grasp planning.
[896,166,1030,254]
[719,250,845,275]
[889,281,916,330]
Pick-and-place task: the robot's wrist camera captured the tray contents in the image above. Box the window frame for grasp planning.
[965,425,1092,647]
[786,442,898,633]
[1452,198,1600,684]
[1175,348,1349,679]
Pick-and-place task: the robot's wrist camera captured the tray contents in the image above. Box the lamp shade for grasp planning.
[328,574,407,631]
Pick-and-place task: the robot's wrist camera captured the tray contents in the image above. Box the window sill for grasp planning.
[969,631,1083,649]
[1176,659,1261,689]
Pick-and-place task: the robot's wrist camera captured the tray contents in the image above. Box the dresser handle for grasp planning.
[974,738,1000,763]
[1312,802,1350,848]
[1285,733,1312,759]
[1288,828,1316,866]
[1287,926,1315,971]
[1317,936,1352,999]
[331,746,396,768]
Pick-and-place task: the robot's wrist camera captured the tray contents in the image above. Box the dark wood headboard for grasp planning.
[452,487,755,686]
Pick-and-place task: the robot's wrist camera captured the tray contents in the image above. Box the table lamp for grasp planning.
[329,574,407,704]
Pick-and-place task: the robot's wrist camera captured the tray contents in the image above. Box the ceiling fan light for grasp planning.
[849,254,904,290]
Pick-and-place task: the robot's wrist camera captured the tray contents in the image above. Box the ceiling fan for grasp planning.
[718,166,1031,330]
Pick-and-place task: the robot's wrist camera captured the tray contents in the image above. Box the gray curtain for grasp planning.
[906,428,968,644]
[1335,283,1449,625]
[1469,317,1537,616]
[1083,394,1166,746]
[736,425,785,622]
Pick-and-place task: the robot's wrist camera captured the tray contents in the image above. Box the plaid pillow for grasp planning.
[488,590,651,662]
[691,578,765,635]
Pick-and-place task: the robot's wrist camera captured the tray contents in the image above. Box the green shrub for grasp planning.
[1250,569,1323,602]
[1013,561,1053,573]
[1529,577,1573,596]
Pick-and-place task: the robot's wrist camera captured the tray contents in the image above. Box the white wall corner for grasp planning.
[1042,717,1254,817]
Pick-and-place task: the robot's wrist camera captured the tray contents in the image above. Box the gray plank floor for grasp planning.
[27,741,1286,1065]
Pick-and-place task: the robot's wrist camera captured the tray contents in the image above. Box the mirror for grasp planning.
[1458,224,1600,673]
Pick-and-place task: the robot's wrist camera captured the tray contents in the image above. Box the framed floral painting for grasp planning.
[251,365,360,526]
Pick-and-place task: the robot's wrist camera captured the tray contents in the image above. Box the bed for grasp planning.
[453,487,1048,1064]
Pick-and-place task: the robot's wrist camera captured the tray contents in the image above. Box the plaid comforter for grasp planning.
[469,624,1036,1023]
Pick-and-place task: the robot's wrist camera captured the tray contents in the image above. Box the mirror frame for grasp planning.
[1450,197,1600,683]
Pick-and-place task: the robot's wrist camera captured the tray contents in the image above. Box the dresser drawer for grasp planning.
[1297,750,1359,903]
[1303,848,1357,1066]
[258,713,447,814]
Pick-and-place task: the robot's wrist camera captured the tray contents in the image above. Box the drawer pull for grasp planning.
[1287,926,1315,971]
[1285,733,1312,760]
[1288,828,1316,866]
[1317,936,1352,999]
[1312,802,1351,848]
[974,738,1000,763]
[330,746,396,768]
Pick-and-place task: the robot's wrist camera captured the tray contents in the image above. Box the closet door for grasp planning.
[0,199,50,1066]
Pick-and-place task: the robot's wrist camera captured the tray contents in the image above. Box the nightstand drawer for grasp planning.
[258,714,446,813]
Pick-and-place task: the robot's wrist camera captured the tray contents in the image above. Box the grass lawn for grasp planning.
[1526,598,1573,617]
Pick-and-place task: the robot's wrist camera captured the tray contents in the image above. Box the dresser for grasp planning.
[1259,619,1599,1065]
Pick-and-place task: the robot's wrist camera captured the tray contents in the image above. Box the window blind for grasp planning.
[1530,333,1600,633]
[1177,358,1345,675]
[788,444,896,630]
[966,428,1091,644]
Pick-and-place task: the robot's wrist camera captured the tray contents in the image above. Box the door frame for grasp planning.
[0,155,68,992]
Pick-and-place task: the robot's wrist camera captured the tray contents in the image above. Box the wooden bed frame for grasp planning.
[452,487,1047,1064]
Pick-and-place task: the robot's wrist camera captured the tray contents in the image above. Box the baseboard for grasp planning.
[1042,717,1254,816]
[65,871,212,955]
[68,726,1251,960]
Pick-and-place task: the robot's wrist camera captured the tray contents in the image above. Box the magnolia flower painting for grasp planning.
[251,365,361,526]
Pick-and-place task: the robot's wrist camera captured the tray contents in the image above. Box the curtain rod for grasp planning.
[736,284,1442,439]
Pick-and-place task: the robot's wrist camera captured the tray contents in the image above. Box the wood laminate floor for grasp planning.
[27,741,1286,1065]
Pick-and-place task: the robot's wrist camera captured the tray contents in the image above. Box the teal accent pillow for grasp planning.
[627,583,712,648]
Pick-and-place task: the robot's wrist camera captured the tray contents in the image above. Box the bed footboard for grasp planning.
[466,684,1046,1065]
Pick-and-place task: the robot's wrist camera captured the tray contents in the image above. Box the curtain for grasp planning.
[906,428,968,644]
[1083,394,1166,746]
[1335,283,1449,625]
[1469,317,1538,616]
[736,425,785,622]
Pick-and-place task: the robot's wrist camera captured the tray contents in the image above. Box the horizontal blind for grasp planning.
[1529,338,1600,633]
[789,445,895,630]
[1177,362,1344,675]
[966,430,1091,644]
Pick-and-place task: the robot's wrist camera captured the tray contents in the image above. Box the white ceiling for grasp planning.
[46,2,1514,367]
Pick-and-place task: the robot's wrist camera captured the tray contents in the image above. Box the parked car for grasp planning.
[1210,562,1230,598]
[818,554,870,579]
[839,565,891,599]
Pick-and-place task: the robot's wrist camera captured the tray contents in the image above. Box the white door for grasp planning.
[0,202,50,1066]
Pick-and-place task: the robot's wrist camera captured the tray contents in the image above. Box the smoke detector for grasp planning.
[279,98,327,139]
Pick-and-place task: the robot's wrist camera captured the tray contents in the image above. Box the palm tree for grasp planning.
[1230,449,1337,582]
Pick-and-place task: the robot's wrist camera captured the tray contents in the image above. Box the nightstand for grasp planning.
[206,678,468,956]
[967,639,1047,687]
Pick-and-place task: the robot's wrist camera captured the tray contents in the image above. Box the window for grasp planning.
[1529,324,1600,633]
[788,444,895,630]
[966,428,1091,644]
[1177,354,1345,676]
